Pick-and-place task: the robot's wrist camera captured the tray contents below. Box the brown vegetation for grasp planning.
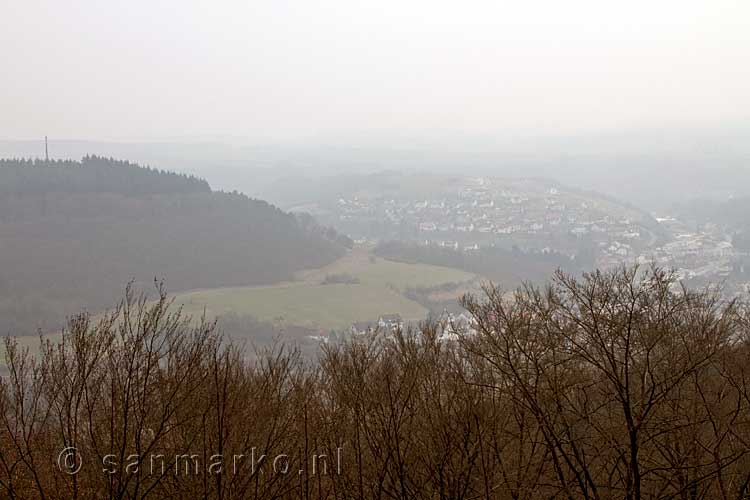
[2,266,750,499]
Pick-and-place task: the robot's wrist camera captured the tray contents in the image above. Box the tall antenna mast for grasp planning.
[45,136,49,163]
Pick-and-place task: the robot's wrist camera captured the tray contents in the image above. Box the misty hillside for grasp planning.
[0,157,349,335]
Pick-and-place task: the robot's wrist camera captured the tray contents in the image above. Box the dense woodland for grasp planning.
[2,266,750,499]
[373,240,594,286]
[0,157,211,195]
[0,157,349,335]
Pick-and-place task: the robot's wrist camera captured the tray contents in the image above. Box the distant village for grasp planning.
[327,177,660,264]
[304,175,750,343]
[639,217,747,294]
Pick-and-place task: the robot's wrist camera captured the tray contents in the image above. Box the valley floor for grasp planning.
[172,246,478,333]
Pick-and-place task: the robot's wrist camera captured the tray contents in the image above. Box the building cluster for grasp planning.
[308,176,750,342]
[332,177,656,263]
[306,310,483,346]
[637,218,747,294]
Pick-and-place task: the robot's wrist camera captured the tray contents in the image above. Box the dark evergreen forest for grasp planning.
[0,157,349,335]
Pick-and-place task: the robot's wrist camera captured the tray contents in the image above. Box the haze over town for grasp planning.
[2,2,750,498]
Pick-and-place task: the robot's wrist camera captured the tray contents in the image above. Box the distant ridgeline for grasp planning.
[0,157,350,335]
[0,156,210,195]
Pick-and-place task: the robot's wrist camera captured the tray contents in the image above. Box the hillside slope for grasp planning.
[0,157,348,335]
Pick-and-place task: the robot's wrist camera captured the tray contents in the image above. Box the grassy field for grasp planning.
[173,247,476,330]
[0,248,477,365]
[295,247,474,291]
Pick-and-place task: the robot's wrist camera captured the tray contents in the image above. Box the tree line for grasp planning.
[0,156,210,195]
[374,240,596,286]
[2,266,750,499]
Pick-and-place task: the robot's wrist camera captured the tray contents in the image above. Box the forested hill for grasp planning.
[0,157,349,335]
[0,156,210,195]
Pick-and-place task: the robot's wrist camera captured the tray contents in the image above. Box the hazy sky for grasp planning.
[2,0,749,143]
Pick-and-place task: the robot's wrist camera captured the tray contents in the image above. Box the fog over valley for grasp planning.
[2,1,750,498]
